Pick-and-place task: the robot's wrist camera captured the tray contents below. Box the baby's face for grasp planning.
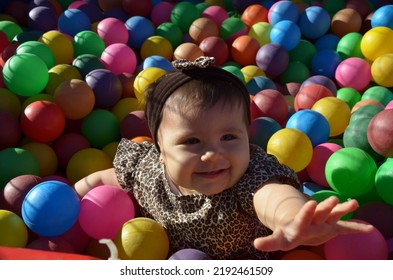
[157,100,250,196]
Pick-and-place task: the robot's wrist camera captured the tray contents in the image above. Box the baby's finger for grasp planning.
[326,199,359,224]
[294,200,318,229]
[312,196,340,225]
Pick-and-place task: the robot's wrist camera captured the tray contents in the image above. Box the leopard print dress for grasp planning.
[113,138,300,260]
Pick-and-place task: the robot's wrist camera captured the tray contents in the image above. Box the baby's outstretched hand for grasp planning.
[253,196,375,252]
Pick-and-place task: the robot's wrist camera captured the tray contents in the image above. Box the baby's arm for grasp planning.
[253,182,374,252]
[73,168,120,198]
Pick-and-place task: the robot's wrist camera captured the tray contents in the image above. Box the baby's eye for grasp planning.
[184,138,200,145]
[221,134,236,141]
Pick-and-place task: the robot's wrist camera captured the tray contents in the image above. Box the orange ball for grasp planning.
[173,42,204,61]
[331,8,362,38]
[241,4,268,29]
[351,99,385,114]
[131,136,153,143]
[231,35,260,66]
[53,79,95,120]
[294,84,334,111]
[189,17,219,44]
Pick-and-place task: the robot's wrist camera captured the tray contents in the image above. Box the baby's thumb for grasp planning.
[253,235,281,252]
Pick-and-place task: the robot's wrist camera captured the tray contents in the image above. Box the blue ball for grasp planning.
[299,6,331,40]
[249,117,282,151]
[58,9,91,37]
[246,76,277,95]
[286,109,330,147]
[142,55,173,72]
[311,49,342,79]
[22,180,80,237]
[270,20,301,51]
[268,1,299,25]
[371,5,393,29]
[314,34,340,51]
[125,16,155,49]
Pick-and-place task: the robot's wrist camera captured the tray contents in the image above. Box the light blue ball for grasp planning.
[299,6,331,40]
[142,55,173,72]
[270,20,301,51]
[371,5,393,29]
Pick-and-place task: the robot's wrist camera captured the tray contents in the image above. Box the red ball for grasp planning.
[53,133,91,169]
[0,111,21,150]
[250,89,289,125]
[120,110,152,139]
[199,36,229,66]
[20,100,66,143]
[294,84,334,111]
[367,109,393,157]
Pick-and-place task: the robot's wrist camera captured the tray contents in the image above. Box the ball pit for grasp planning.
[0,0,392,261]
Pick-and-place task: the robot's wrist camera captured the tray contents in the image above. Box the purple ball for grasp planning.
[85,69,122,109]
[168,248,212,260]
[28,6,58,32]
[256,43,289,79]
[300,75,337,96]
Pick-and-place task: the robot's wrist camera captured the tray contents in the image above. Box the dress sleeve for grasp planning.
[235,144,301,216]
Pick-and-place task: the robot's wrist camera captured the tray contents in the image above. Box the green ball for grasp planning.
[72,30,106,58]
[279,61,310,84]
[72,54,105,78]
[81,109,120,149]
[155,22,183,49]
[311,189,353,220]
[170,2,201,33]
[16,41,55,69]
[336,32,363,59]
[361,85,393,106]
[0,148,39,189]
[325,147,377,197]
[288,39,317,67]
[336,87,361,109]
[349,104,383,123]
[221,65,245,84]
[220,17,246,41]
[375,160,393,206]
[0,20,23,41]
[3,53,49,97]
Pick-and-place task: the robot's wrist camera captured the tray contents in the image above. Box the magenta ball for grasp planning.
[256,43,289,78]
[335,57,372,91]
[199,36,228,66]
[201,5,229,27]
[100,43,137,75]
[306,142,342,188]
[324,219,388,260]
[150,1,174,27]
[97,17,129,46]
[78,185,135,240]
[53,133,91,169]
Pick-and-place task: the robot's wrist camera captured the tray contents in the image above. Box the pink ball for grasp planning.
[335,57,371,91]
[324,219,388,260]
[97,17,129,46]
[385,100,393,110]
[100,43,137,75]
[201,5,229,27]
[78,185,135,240]
[150,2,174,27]
[306,142,342,188]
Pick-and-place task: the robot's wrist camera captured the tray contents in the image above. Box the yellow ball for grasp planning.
[111,97,142,122]
[371,53,393,88]
[102,141,119,161]
[21,142,58,177]
[248,22,272,46]
[46,64,82,95]
[39,30,74,65]
[360,26,393,61]
[133,67,166,102]
[0,210,28,248]
[114,217,169,260]
[241,65,266,83]
[311,97,351,137]
[66,148,112,184]
[140,35,173,60]
[267,128,313,173]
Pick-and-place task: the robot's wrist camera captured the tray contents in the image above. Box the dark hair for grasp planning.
[144,63,251,152]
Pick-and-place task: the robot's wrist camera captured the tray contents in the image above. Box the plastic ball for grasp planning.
[311,49,342,78]
[173,42,204,61]
[16,40,55,69]
[288,39,317,67]
[0,20,23,41]
[169,248,212,260]
[114,217,169,260]
[324,220,388,260]
[72,53,105,78]
[72,30,105,58]
[371,4,393,29]
[141,55,173,72]
[331,8,362,38]
[335,57,371,91]
[140,35,173,61]
[189,17,219,44]
[299,6,331,40]
[150,1,174,27]
[375,160,393,206]
[325,147,377,197]
[0,111,21,150]
[39,30,74,64]
[85,68,122,109]
[120,110,152,140]
[118,72,136,99]
[27,6,57,33]
[336,87,361,109]
[81,109,120,149]
[280,249,324,260]
[111,97,141,122]
[20,100,65,143]
[201,5,228,27]
[66,148,113,184]
[21,142,58,178]
[0,209,28,247]
[53,133,90,169]
[256,43,288,79]
[361,86,393,107]
[314,34,340,51]
[367,109,393,157]
[124,15,155,49]
[294,84,334,111]
[306,142,342,188]
[219,17,248,45]
[170,1,201,33]
[3,53,48,97]
[100,43,137,75]
[133,67,167,102]
[246,76,276,95]
[279,61,310,84]
[270,20,301,51]
[27,236,76,253]
[230,35,259,66]
[58,9,91,37]
[311,97,351,137]
[45,64,82,95]
[371,53,393,87]
[250,89,288,125]
[241,4,268,29]
[241,65,265,83]
[360,26,393,61]
[267,128,313,173]
[121,0,152,17]
[248,21,272,47]
[336,32,363,59]
[268,0,299,25]
[301,75,337,96]
[248,116,281,151]
[95,17,127,46]
[199,36,228,66]
[286,109,330,147]
[21,180,80,237]
[78,185,135,240]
